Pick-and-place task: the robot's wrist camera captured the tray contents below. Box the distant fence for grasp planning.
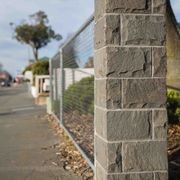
[50,15,94,169]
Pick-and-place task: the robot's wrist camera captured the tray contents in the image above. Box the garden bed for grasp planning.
[168,123,180,180]
[47,114,180,180]
[63,111,94,162]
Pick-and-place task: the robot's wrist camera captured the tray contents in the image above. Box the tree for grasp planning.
[23,59,49,85]
[23,58,49,75]
[11,11,62,61]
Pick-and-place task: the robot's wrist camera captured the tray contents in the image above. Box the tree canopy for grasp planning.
[23,59,49,76]
[11,11,62,61]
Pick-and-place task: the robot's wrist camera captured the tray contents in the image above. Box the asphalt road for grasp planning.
[0,84,80,180]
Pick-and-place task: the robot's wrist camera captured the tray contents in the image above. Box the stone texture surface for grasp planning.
[154,110,167,139]
[95,79,121,109]
[95,136,122,173]
[95,0,105,21]
[123,79,167,108]
[153,0,166,13]
[154,172,168,180]
[95,0,151,20]
[94,48,107,78]
[106,111,152,141]
[122,15,166,46]
[107,173,154,180]
[153,48,167,77]
[95,79,106,108]
[123,141,168,171]
[107,47,151,77]
[94,0,168,178]
[95,47,152,78]
[96,162,107,180]
[106,0,151,13]
[95,107,106,138]
[95,15,120,49]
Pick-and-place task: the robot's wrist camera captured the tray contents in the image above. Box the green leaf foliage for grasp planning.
[63,79,180,122]
[167,89,180,123]
[23,60,49,76]
[63,76,94,115]
[31,60,49,76]
[12,11,62,60]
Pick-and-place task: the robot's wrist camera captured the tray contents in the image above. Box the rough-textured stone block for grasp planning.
[123,141,168,171]
[95,0,151,20]
[106,0,151,13]
[95,79,121,109]
[95,0,106,21]
[95,107,106,138]
[107,47,151,77]
[122,15,166,46]
[123,79,167,108]
[154,172,168,180]
[95,80,106,108]
[101,47,151,78]
[154,110,167,139]
[153,0,166,13]
[95,136,122,173]
[94,48,107,78]
[95,109,152,141]
[108,173,154,180]
[95,15,120,49]
[96,162,107,180]
[106,111,152,140]
[153,48,167,77]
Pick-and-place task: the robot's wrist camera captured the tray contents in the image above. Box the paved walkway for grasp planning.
[0,84,80,180]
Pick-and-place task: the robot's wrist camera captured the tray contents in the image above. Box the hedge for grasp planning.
[63,76,94,115]
[167,89,180,124]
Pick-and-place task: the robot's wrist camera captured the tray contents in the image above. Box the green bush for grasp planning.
[63,78,180,122]
[31,60,49,76]
[167,89,180,124]
[63,76,94,115]
[23,60,49,85]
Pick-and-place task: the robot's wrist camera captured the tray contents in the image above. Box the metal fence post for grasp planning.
[59,48,63,125]
[49,58,53,113]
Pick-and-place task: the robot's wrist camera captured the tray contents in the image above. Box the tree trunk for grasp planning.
[32,47,39,61]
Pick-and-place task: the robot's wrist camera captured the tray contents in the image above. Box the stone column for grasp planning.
[94,0,168,179]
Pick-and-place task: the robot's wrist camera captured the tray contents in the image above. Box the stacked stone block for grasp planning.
[94,0,168,179]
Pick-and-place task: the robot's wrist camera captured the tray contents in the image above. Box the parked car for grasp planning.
[1,80,11,87]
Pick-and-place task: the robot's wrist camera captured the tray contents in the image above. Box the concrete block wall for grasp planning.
[94,0,168,179]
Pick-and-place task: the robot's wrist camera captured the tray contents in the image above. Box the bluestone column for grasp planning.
[94,0,168,179]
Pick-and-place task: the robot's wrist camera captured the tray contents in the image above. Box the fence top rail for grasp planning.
[51,14,94,62]
[60,14,94,50]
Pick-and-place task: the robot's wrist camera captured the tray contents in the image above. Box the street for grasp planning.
[0,84,80,180]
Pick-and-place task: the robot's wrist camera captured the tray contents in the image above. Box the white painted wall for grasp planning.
[63,68,94,90]
[24,71,33,84]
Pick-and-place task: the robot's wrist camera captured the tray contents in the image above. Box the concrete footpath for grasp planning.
[0,84,80,180]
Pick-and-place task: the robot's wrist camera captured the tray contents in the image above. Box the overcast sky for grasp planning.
[0,0,179,76]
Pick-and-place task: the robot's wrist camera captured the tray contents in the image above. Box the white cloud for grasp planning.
[0,0,94,76]
[0,0,179,76]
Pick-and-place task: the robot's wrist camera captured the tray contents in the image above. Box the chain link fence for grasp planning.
[50,16,94,169]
